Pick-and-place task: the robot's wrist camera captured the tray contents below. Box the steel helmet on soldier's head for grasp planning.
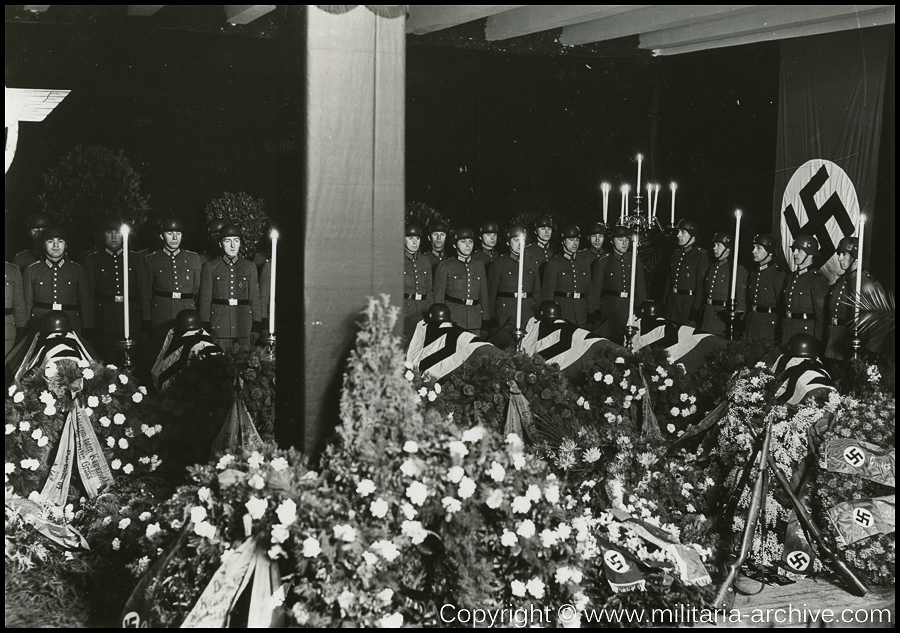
[428,220,449,235]
[160,217,184,233]
[27,212,52,230]
[788,333,818,359]
[609,225,631,239]
[791,234,818,257]
[41,310,71,334]
[560,224,581,240]
[103,217,123,232]
[42,225,67,241]
[208,218,228,235]
[455,227,475,242]
[538,301,561,320]
[406,223,424,238]
[506,225,527,240]
[638,300,663,318]
[713,232,732,248]
[427,303,452,324]
[587,222,607,237]
[836,237,858,258]
[753,233,777,254]
[677,218,700,237]
[220,224,242,240]
[478,221,499,235]
[534,215,554,229]
[175,309,202,332]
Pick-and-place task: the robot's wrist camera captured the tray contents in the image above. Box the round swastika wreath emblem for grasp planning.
[603,549,630,573]
[780,159,860,284]
[843,445,866,468]
[786,550,811,571]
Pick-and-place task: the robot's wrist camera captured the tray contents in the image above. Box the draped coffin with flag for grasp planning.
[773,28,891,284]
[151,326,222,392]
[633,316,726,374]
[406,320,499,382]
[769,353,836,406]
[13,331,94,383]
[521,317,621,375]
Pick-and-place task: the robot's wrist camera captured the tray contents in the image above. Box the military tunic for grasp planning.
[5,263,28,355]
[199,255,261,351]
[581,247,605,267]
[14,248,41,273]
[824,269,882,360]
[663,245,709,326]
[83,249,142,359]
[403,250,433,336]
[140,248,203,330]
[472,247,500,267]
[23,258,94,334]
[433,255,490,332]
[590,251,647,341]
[542,252,592,327]
[425,249,448,273]
[487,253,542,331]
[700,258,748,336]
[780,267,829,344]
[744,260,787,344]
[525,241,555,277]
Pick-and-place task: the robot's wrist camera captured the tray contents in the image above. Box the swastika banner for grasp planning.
[825,495,895,547]
[773,29,891,284]
[822,439,895,488]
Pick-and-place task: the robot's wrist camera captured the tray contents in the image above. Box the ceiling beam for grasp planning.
[23,5,51,12]
[224,5,276,25]
[126,5,165,17]
[643,5,894,51]
[485,5,641,41]
[407,5,526,35]
[560,5,760,46]
[648,6,896,56]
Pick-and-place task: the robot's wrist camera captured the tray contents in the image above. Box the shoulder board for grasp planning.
[696,247,707,253]
[183,249,199,255]
[25,260,43,270]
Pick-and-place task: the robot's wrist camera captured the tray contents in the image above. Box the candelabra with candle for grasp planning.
[265,228,278,361]
[120,223,136,369]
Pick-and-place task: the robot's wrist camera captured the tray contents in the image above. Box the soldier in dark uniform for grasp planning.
[582,222,607,266]
[472,221,501,266]
[524,214,555,275]
[824,237,884,361]
[433,227,490,334]
[590,225,646,341]
[14,212,52,271]
[140,217,202,332]
[780,234,830,345]
[425,221,450,272]
[198,225,262,351]
[5,262,27,355]
[700,231,747,336]
[663,218,709,326]
[403,223,432,337]
[22,225,94,336]
[542,224,592,327]
[744,234,786,345]
[83,219,142,361]
[199,218,228,265]
[487,225,541,348]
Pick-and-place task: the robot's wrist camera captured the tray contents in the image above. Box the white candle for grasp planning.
[622,185,630,219]
[646,183,653,222]
[636,153,643,198]
[121,224,130,340]
[269,229,278,334]
[730,210,742,304]
[620,185,626,221]
[653,184,660,220]
[670,182,677,226]
[601,183,610,224]
[627,231,638,325]
[515,237,525,331]
[855,215,866,319]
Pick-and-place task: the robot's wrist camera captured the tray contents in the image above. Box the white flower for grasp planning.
[442,496,462,514]
[113,413,126,425]
[5,424,14,435]
[376,588,394,606]
[83,407,94,418]
[276,499,297,525]
[664,378,674,387]
[583,400,591,410]
[511,496,532,514]
[400,459,422,478]
[544,484,560,504]
[461,426,485,443]
[139,511,151,521]
[119,374,129,385]
[119,517,132,530]
[86,395,100,408]
[485,489,504,509]
[488,461,506,482]
[401,503,417,520]
[370,497,389,518]
[18,421,30,432]
[100,416,111,428]
[216,454,235,470]
[512,453,527,470]
[132,392,143,403]
[525,484,542,502]
[191,506,208,524]
[526,577,546,599]
[401,520,428,544]
[111,459,122,470]
[686,503,696,513]
[108,383,117,393]
[247,473,265,490]
[31,428,43,440]
[247,451,265,469]
[457,476,476,499]
[333,524,357,543]
[501,529,518,547]
[8,385,16,396]
[118,438,129,450]
[667,423,676,433]
[11,391,24,405]
[511,580,527,597]
[556,522,572,541]
[404,370,414,381]
[577,396,585,406]
[603,374,614,385]
[197,487,211,504]
[447,440,468,459]
[194,521,216,540]
[145,523,162,538]
[37,436,49,448]
[615,356,625,364]
[5,462,15,475]
[555,567,572,584]
[517,519,536,538]
[378,613,404,628]
[540,529,560,548]
[43,405,57,416]
[138,386,147,395]
[111,538,121,551]
[402,440,419,453]
[357,479,376,497]
[245,496,268,520]
[670,407,680,417]
[593,371,603,382]
[370,539,401,562]
[427,390,437,402]
[270,457,289,472]
[302,536,321,558]
[406,481,429,506]
[418,386,428,397]
[362,551,379,566]
[271,524,290,544]
[446,465,465,484]
[505,433,524,449]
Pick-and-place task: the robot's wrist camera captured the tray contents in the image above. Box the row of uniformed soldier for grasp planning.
[5,218,265,359]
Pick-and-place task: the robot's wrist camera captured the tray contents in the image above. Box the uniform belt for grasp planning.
[498,291,531,299]
[153,290,194,300]
[404,293,425,301]
[446,296,479,306]
[554,291,584,299]
[787,311,814,320]
[212,298,250,306]
[831,317,851,326]
[707,299,728,307]
[674,288,694,296]
[602,289,628,298]
[34,300,79,311]
[96,293,131,303]
[751,305,776,314]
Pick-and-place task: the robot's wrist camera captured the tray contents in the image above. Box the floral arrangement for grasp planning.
[6,359,165,502]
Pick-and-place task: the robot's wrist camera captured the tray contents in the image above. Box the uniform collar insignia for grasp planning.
[457,254,471,263]
[165,248,181,258]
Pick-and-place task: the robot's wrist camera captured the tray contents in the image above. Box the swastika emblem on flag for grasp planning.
[780,159,860,284]
[786,551,811,571]
[603,550,629,573]
[843,446,866,468]
[852,507,873,528]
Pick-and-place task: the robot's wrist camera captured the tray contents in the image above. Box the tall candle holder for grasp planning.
[514,327,525,353]
[623,325,639,352]
[265,332,276,361]
[120,338,136,371]
[724,299,738,341]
